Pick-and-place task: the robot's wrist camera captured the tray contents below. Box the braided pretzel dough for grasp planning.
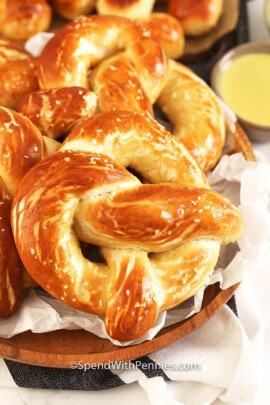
[48,0,155,20]
[0,107,59,317]
[0,39,39,109]
[137,12,185,60]
[12,111,243,341]
[89,51,155,117]
[37,15,168,105]
[0,0,52,40]
[157,59,226,172]
[0,107,59,198]
[88,12,185,114]
[18,87,97,139]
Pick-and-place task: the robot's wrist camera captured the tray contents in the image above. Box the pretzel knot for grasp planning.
[11,112,243,341]
[37,15,168,109]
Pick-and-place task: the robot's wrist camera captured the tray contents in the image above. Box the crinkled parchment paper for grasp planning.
[1,34,270,346]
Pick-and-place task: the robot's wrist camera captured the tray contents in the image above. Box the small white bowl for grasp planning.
[211,41,270,142]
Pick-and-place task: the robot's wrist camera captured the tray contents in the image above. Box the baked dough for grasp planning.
[0,0,52,40]
[137,12,185,59]
[168,0,223,36]
[0,39,38,109]
[18,87,97,139]
[50,0,95,20]
[96,0,155,19]
[0,178,22,318]
[157,59,226,171]
[12,111,243,341]
[0,107,59,317]
[37,15,168,105]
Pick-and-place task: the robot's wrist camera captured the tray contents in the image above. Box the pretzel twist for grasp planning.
[0,107,59,317]
[168,0,223,37]
[157,60,226,171]
[12,111,243,341]
[0,39,39,109]
[18,87,97,139]
[137,12,185,60]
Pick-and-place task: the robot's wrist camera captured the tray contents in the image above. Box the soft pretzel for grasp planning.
[17,87,97,139]
[47,0,155,20]
[89,55,154,117]
[96,0,155,19]
[12,111,243,341]
[157,59,226,172]
[0,178,22,318]
[168,0,223,37]
[87,13,184,113]
[0,0,52,40]
[50,0,95,20]
[37,15,168,105]
[0,107,59,198]
[61,111,209,189]
[0,107,59,317]
[0,39,39,109]
[137,12,185,60]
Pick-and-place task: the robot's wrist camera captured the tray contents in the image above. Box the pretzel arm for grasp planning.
[75,184,244,251]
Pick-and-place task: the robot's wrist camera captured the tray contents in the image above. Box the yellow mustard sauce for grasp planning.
[219,52,270,126]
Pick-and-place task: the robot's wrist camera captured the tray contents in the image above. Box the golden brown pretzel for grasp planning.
[96,0,155,19]
[0,107,59,198]
[0,107,59,317]
[12,111,243,341]
[0,39,39,109]
[61,111,209,189]
[0,178,22,318]
[89,55,154,117]
[17,87,97,139]
[168,0,223,36]
[157,59,226,172]
[49,0,95,20]
[0,0,52,40]
[37,15,168,105]
[88,13,185,114]
[48,0,155,20]
[137,12,185,60]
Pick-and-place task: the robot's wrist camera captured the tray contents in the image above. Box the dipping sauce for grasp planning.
[219,52,270,126]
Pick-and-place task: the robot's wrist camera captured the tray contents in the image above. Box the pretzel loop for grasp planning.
[12,112,243,341]
[38,14,168,106]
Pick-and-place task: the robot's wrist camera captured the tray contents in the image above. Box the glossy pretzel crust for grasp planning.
[11,111,243,341]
